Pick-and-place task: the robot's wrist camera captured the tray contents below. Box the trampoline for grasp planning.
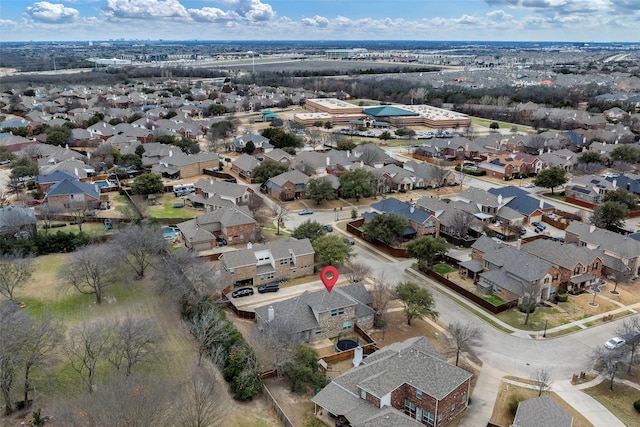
[335,338,359,352]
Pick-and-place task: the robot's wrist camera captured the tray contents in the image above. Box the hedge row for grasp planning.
[0,231,91,255]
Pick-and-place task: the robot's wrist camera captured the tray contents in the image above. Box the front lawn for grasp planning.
[583,381,640,426]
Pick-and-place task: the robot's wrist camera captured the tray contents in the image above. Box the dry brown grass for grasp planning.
[490,382,594,427]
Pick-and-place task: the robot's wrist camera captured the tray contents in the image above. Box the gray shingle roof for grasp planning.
[313,336,471,424]
[514,396,573,427]
[482,243,552,283]
[45,178,100,200]
[232,154,260,172]
[268,169,311,187]
[195,179,250,200]
[566,221,640,259]
[221,237,313,269]
[521,239,602,271]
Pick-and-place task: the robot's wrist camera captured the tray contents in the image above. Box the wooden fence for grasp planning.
[262,384,295,427]
[420,268,516,314]
[346,219,409,258]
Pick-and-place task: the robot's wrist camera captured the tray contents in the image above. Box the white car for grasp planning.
[605,337,626,350]
[524,183,536,188]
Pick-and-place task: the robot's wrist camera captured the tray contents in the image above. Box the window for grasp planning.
[228,268,235,275]
[290,267,296,273]
[593,262,598,270]
[404,400,416,418]
[342,320,352,330]
[438,414,443,423]
[423,411,435,425]
[574,266,581,275]
[259,275,264,281]
[267,273,274,280]
[331,308,345,316]
[416,389,422,399]
[280,259,288,265]
[314,328,322,335]
[484,261,489,269]
[451,403,456,413]
[360,389,366,399]
[544,277,550,284]
[461,392,467,404]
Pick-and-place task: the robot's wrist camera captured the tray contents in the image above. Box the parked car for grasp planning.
[520,227,527,235]
[26,199,42,206]
[605,337,626,350]
[258,282,280,294]
[323,224,333,232]
[343,237,355,245]
[531,222,546,230]
[231,287,254,298]
[298,209,313,215]
[524,183,535,188]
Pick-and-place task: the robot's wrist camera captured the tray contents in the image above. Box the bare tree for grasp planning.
[430,165,451,188]
[0,251,34,302]
[447,322,483,367]
[369,272,396,328]
[343,261,372,284]
[306,128,323,151]
[35,203,64,234]
[108,315,162,377]
[615,316,640,373]
[54,373,171,427]
[59,244,122,304]
[189,308,229,366]
[111,223,166,279]
[271,201,290,235]
[592,347,625,391]
[0,302,30,415]
[533,368,551,396]
[244,192,265,217]
[21,314,62,406]
[65,320,111,393]
[66,201,89,232]
[178,364,224,427]
[449,208,477,238]
[156,250,222,305]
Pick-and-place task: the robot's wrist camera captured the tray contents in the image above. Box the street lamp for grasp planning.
[543,319,548,337]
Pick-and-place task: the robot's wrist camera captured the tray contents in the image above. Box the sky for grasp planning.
[0,0,638,43]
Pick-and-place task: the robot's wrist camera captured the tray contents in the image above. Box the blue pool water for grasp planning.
[163,228,179,239]
[93,180,110,188]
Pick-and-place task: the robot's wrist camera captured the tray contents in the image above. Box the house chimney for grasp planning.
[326,156,330,166]
[410,205,415,214]
[353,346,363,367]
[210,179,213,185]
[612,179,617,188]
[539,199,543,209]
[169,150,173,157]
[74,168,78,177]
[590,224,596,233]
[516,239,522,250]
[497,194,503,205]
[538,148,543,155]
[267,306,274,322]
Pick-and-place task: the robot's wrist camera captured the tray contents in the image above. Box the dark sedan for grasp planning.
[231,287,254,298]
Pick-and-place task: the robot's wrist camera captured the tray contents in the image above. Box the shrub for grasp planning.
[508,394,523,416]
[556,292,568,302]
[634,399,640,413]
[518,302,537,314]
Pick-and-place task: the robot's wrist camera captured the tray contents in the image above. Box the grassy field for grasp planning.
[583,382,640,426]
[433,263,456,275]
[6,253,281,427]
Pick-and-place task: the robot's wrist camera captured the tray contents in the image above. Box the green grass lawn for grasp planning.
[496,306,560,331]
[471,117,536,133]
[481,294,505,306]
[433,263,456,275]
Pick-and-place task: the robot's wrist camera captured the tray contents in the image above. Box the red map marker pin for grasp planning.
[320,266,339,293]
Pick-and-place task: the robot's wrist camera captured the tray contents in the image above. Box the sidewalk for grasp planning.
[407,267,640,427]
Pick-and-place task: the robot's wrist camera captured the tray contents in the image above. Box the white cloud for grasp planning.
[25,2,79,23]
[0,19,16,29]
[189,7,235,22]
[301,15,330,28]
[102,0,190,20]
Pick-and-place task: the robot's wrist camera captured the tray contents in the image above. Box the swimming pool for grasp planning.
[93,180,111,188]
[163,227,180,239]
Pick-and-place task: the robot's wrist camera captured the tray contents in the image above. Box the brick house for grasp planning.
[254,282,374,343]
[231,154,261,180]
[220,237,314,287]
[313,336,472,427]
[43,178,106,209]
[177,205,256,252]
[265,170,311,201]
[521,239,603,293]
[194,178,253,205]
[460,236,556,302]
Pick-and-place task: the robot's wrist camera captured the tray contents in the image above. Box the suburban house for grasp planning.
[460,236,556,302]
[231,154,261,180]
[539,150,576,172]
[254,282,374,343]
[43,178,106,209]
[263,148,293,168]
[605,173,640,197]
[151,150,219,179]
[194,178,253,205]
[177,205,256,252]
[0,206,38,239]
[403,161,457,188]
[231,134,273,153]
[35,170,79,194]
[565,222,640,280]
[564,175,615,209]
[487,186,555,224]
[365,198,439,239]
[264,170,311,201]
[521,239,603,293]
[312,336,472,427]
[219,237,315,287]
[513,396,573,427]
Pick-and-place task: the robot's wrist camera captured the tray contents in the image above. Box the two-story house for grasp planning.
[521,239,603,293]
[194,178,253,205]
[265,170,311,201]
[151,150,219,179]
[565,221,640,280]
[564,175,615,209]
[220,237,315,287]
[254,282,374,343]
[313,336,472,427]
[177,205,256,252]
